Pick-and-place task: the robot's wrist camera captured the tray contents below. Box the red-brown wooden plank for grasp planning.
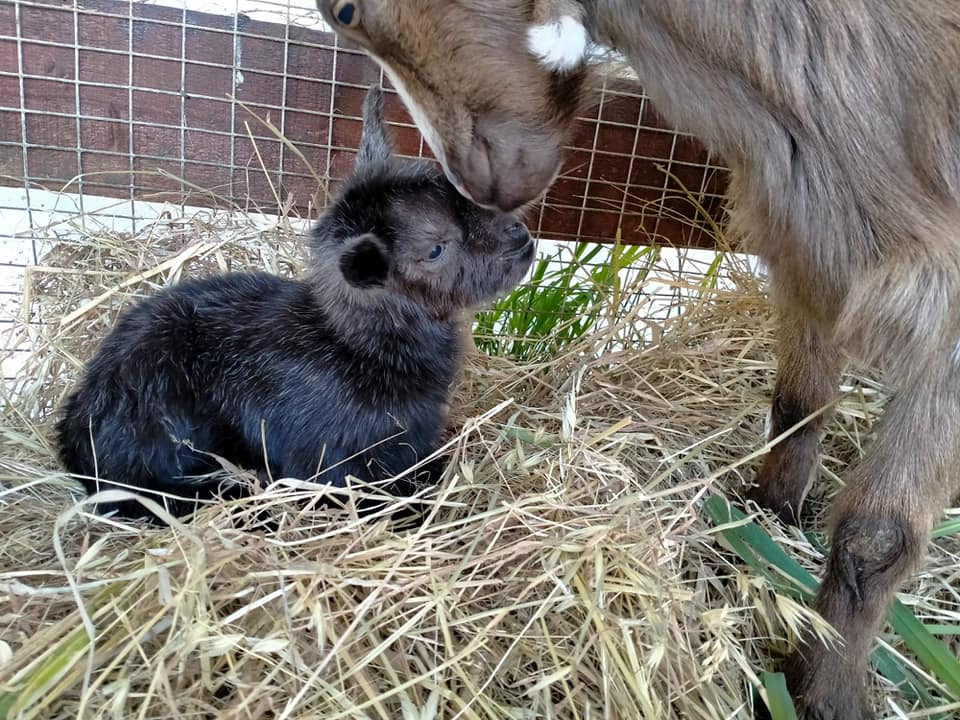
[0,0,730,249]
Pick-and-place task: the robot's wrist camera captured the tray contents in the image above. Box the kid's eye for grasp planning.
[428,244,445,260]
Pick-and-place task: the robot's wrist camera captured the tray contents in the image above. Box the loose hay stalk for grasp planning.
[1,182,959,720]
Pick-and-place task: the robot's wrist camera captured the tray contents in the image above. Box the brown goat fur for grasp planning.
[317,1,960,717]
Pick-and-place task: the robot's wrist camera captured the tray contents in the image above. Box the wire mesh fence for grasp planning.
[0,0,745,382]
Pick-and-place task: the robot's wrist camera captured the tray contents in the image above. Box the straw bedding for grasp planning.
[0,206,957,719]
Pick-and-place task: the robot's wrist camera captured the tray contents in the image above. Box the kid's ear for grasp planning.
[339,234,390,288]
[356,85,393,167]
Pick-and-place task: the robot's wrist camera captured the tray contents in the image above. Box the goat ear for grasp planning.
[357,85,393,167]
[339,234,390,288]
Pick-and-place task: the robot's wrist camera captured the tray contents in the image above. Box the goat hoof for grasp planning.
[784,651,874,720]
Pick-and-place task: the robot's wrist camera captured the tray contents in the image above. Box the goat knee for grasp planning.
[783,513,922,720]
[827,514,919,610]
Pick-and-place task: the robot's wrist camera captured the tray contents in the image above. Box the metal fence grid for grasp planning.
[0,0,738,381]
[0,0,729,236]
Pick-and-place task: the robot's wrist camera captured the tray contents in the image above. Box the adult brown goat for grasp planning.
[316,1,960,718]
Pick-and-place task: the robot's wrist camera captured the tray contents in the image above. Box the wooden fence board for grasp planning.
[0,0,730,248]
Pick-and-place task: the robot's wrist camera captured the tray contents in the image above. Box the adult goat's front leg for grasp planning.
[785,374,960,719]
[750,308,841,526]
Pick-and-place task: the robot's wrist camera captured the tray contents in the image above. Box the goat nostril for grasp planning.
[505,222,530,251]
[507,222,528,241]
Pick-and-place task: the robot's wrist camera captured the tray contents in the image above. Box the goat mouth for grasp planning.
[505,238,536,262]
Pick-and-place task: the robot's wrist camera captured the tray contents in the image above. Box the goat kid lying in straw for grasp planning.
[57,85,534,524]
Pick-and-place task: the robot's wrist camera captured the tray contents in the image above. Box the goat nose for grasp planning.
[506,221,530,246]
[503,221,530,252]
[463,115,565,211]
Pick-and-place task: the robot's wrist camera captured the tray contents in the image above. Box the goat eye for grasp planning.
[428,244,445,261]
[332,1,360,27]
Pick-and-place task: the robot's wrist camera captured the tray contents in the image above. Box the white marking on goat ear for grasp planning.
[527,15,588,73]
[763,408,773,440]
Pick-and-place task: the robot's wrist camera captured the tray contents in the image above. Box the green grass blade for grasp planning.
[921,625,960,636]
[865,645,947,717]
[702,251,726,289]
[1,623,93,717]
[888,600,960,698]
[932,517,960,539]
[473,236,686,361]
[0,693,16,720]
[703,496,816,599]
[761,672,798,720]
[703,496,960,710]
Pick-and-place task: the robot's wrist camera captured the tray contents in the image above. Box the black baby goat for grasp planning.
[56,85,535,521]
